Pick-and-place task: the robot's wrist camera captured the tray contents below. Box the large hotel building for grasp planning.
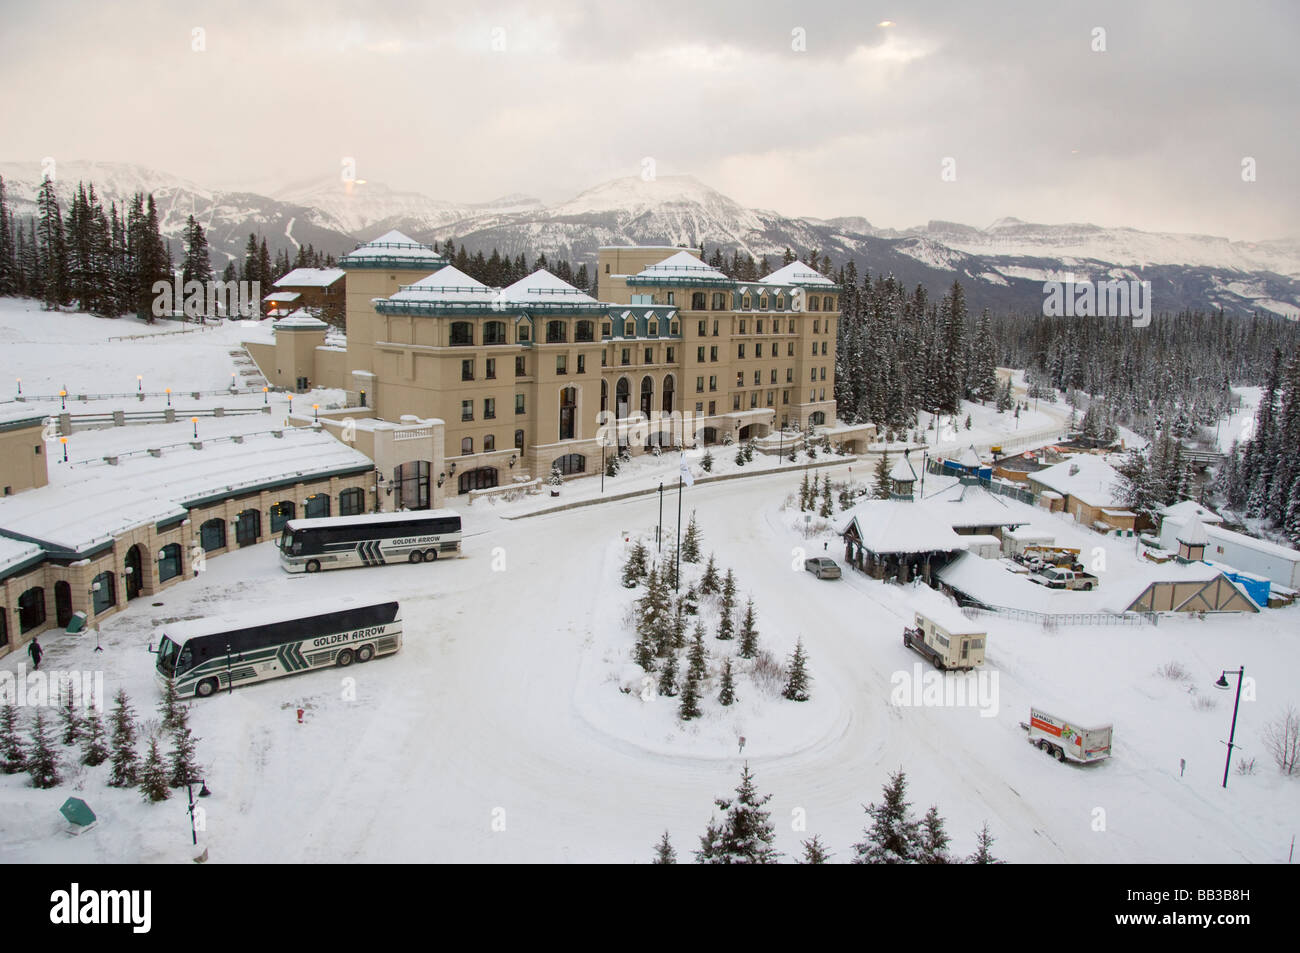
[248,231,870,502]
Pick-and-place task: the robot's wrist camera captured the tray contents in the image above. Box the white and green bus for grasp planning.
[154,599,401,698]
[279,509,462,573]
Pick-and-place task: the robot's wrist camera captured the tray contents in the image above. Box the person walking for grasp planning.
[27,637,43,670]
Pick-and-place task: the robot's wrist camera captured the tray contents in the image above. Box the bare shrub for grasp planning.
[1191,693,1217,712]
[1261,705,1300,775]
[1156,660,1192,682]
[749,650,785,697]
[1235,757,1256,776]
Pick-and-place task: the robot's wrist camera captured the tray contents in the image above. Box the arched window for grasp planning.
[91,572,115,614]
[462,437,473,455]
[339,487,365,517]
[553,453,586,475]
[639,376,654,416]
[811,411,827,426]
[514,429,525,450]
[305,494,330,518]
[200,518,226,552]
[546,320,567,344]
[18,586,47,632]
[484,434,496,452]
[235,509,261,547]
[483,320,506,345]
[559,386,577,441]
[808,296,820,311]
[270,501,295,533]
[662,374,675,414]
[158,543,183,583]
[450,321,474,345]
[616,377,630,419]
[601,379,608,412]
[575,320,594,342]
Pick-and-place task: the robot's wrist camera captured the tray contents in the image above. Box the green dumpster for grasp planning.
[65,611,87,634]
[60,797,97,833]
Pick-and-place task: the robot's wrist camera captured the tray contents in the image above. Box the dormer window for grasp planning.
[648,320,658,335]
[625,321,635,337]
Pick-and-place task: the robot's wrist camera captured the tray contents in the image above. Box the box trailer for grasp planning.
[1001,527,1056,559]
[902,609,987,672]
[1021,707,1112,764]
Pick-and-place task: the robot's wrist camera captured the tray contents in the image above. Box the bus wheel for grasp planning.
[424,549,438,562]
[306,560,321,573]
[408,551,423,564]
[195,678,219,698]
[356,644,374,663]
[336,649,355,667]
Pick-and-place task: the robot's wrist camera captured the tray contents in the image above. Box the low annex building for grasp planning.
[0,427,376,659]
[1027,455,1136,534]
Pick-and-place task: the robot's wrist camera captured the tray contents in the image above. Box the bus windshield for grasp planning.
[281,528,301,555]
[156,636,181,676]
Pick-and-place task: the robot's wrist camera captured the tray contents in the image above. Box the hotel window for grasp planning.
[602,351,607,367]
[516,394,526,415]
[517,323,530,343]
[770,368,777,384]
[825,297,835,310]
[811,342,818,356]
[783,390,790,404]
[739,319,746,334]
[820,387,826,401]
[712,320,719,336]
[787,342,795,356]
[546,320,567,344]
[515,355,526,377]
[710,346,718,362]
[485,357,496,380]
[750,392,758,408]
[625,321,635,336]
[709,375,717,392]
[733,394,741,411]
[691,292,706,310]
[670,321,679,335]
[708,400,716,415]
[753,370,760,386]
[820,367,826,380]
[515,429,525,449]
[696,402,704,413]
[766,391,774,406]
[821,341,828,355]
[775,296,784,310]
[577,354,586,374]
[648,320,658,335]
[712,292,726,310]
[698,319,707,336]
[484,321,506,345]
[738,344,746,359]
[462,437,473,454]
[484,434,495,452]
[696,376,705,393]
[813,319,821,334]
[736,372,744,387]
[622,348,631,366]
[556,354,567,375]
[666,347,675,362]
[809,296,820,312]
[461,359,474,381]
[742,296,751,310]
[576,320,594,342]
[450,321,473,346]
[809,389,816,402]
[461,401,473,421]
[602,321,612,337]
[811,368,817,382]
[756,319,764,334]
[666,292,675,305]
[644,347,653,364]
[697,346,706,362]
[786,368,793,383]
[484,397,496,419]
[756,343,763,358]
[759,297,768,310]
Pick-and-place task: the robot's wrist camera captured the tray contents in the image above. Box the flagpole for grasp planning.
[676,453,683,592]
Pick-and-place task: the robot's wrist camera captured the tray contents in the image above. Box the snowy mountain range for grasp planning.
[2,160,1297,318]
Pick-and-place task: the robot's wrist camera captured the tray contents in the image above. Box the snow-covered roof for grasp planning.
[161,596,397,643]
[0,534,45,578]
[889,456,918,483]
[0,428,373,556]
[1160,499,1224,525]
[499,269,597,305]
[634,252,729,281]
[263,290,301,302]
[958,445,982,468]
[838,501,967,554]
[1029,455,1124,508]
[1202,523,1300,562]
[341,230,445,266]
[273,310,329,329]
[387,266,499,304]
[273,268,345,288]
[760,260,836,286]
[0,403,47,430]
[925,482,1028,529]
[1176,518,1210,546]
[907,583,987,635]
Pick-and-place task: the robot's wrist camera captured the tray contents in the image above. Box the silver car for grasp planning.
[804,557,842,580]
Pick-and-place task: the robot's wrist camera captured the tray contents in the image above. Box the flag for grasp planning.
[679,459,695,487]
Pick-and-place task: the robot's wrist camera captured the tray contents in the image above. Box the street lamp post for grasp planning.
[191,417,198,439]
[60,436,67,463]
[657,481,664,552]
[1214,667,1246,789]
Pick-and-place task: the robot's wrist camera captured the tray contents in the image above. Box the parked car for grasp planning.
[804,557,842,580]
[1028,566,1100,590]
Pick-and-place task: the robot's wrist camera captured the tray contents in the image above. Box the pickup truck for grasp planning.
[1028,566,1099,591]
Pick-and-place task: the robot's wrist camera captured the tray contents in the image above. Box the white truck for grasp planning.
[1028,566,1100,591]
[1021,708,1113,764]
[902,609,987,672]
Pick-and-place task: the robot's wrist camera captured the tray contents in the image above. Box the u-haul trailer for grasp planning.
[1021,708,1113,764]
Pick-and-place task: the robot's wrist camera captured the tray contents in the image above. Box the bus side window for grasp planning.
[178,647,192,672]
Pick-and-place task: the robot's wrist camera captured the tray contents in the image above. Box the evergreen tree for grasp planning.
[718,658,736,706]
[681,511,702,562]
[852,768,923,863]
[687,622,708,683]
[168,704,201,788]
[699,553,720,595]
[622,539,649,588]
[181,215,214,307]
[681,584,699,618]
[638,564,674,658]
[799,835,831,864]
[738,599,759,659]
[158,676,183,731]
[26,710,60,788]
[0,704,26,773]
[58,689,82,745]
[919,805,953,863]
[678,667,702,721]
[799,470,811,511]
[108,688,138,787]
[819,473,833,518]
[716,570,737,640]
[658,650,678,697]
[782,638,811,701]
[80,708,109,767]
[37,176,67,308]
[701,449,714,472]
[652,830,677,864]
[967,822,1003,864]
[696,763,780,864]
[0,176,15,296]
[138,736,171,802]
[874,447,891,499]
[1285,476,1300,547]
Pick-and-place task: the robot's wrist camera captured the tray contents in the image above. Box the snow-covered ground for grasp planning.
[1,304,1295,865]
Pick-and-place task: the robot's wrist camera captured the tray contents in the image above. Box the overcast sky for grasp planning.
[1,0,1296,239]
